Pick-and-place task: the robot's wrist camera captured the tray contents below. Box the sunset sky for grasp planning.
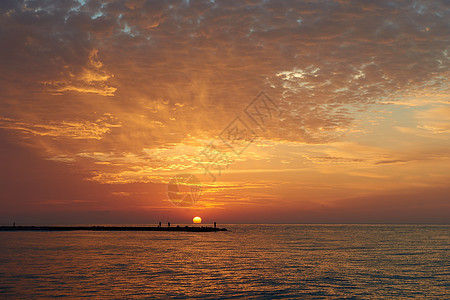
[0,0,449,224]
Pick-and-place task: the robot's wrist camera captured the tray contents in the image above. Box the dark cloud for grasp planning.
[1,0,448,148]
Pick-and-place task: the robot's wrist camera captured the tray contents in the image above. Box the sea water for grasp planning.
[0,224,448,298]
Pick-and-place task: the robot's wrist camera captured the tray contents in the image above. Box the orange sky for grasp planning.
[0,0,449,224]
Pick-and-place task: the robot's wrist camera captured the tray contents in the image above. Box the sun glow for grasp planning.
[193,216,202,224]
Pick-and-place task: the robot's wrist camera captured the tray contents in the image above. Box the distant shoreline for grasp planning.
[0,226,227,232]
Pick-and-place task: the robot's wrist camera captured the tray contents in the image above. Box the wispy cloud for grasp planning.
[0,114,121,139]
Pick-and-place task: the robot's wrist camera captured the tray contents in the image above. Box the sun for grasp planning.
[193,216,202,224]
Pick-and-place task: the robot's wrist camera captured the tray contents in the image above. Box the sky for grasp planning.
[0,0,449,225]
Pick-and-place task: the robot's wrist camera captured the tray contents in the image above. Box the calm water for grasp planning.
[0,225,448,299]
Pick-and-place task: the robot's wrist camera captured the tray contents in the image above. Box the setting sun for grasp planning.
[193,216,202,224]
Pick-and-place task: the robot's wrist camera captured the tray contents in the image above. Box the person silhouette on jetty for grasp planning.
[168,222,170,228]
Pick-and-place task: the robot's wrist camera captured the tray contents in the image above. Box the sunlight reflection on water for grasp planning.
[0,224,448,298]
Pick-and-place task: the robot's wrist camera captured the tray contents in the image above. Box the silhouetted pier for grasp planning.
[0,226,227,232]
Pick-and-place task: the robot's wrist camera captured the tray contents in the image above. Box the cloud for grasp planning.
[0,114,121,140]
[41,49,117,96]
[2,1,448,144]
[374,159,409,165]
[415,105,450,133]
[0,0,449,223]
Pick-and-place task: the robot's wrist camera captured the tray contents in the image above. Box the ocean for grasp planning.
[0,224,448,299]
